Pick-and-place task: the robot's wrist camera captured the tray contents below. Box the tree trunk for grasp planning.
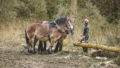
[74,42,120,53]
[70,0,77,22]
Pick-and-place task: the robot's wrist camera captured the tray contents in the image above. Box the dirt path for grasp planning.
[0,41,119,68]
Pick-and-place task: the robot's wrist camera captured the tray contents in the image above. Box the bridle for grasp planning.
[54,20,69,34]
[67,18,74,35]
[53,18,74,35]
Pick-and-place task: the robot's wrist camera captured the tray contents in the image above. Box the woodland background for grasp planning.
[0,0,120,67]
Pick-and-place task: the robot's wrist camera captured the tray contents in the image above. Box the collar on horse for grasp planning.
[47,24,51,42]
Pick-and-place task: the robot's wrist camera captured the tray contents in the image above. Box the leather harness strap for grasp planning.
[47,24,51,42]
[54,21,67,34]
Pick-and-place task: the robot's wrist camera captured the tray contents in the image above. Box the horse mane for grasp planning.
[49,17,67,27]
[49,22,56,27]
[55,17,67,24]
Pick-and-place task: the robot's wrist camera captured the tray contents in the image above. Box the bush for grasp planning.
[59,0,70,5]
[114,56,120,66]
[15,3,30,18]
[0,0,48,21]
[0,0,17,21]
[106,13,118,24]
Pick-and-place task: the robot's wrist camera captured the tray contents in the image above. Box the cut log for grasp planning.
[74,42,120,53]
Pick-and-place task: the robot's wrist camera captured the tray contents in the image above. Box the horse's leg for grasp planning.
[59,40,63,51]
[43,41,47,51]
[27,42,31,53]
[40,41,44,54]
[48,41,54,54]
[29,39,34,53]
[33,36,38,54]
[27,42,30,53]
[54,41,60,53]
[25,30,30,53]
[38,41,42,53]
[38,41,44,54]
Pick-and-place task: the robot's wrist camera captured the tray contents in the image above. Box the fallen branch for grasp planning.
[74,42,120,53]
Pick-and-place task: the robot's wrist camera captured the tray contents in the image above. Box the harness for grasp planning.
[47,19,71,42]
[54,21,68,34]
[47,24,51,42]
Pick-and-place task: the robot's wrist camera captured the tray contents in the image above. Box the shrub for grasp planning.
[114,56,120,66]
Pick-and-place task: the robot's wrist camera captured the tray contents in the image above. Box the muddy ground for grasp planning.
[0,40,120,68]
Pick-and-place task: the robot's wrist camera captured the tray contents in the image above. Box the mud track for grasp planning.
[0,41,119,68]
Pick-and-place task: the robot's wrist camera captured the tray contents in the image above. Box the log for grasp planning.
[74,42,120,53]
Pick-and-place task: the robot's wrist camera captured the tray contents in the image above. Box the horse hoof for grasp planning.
[28,50,33,53]
[54,50,58,53]
[48,50,52,54]
[33,51,36,54]
[30,51,36,54]
[38,51,40,54]
[43,49,46,51]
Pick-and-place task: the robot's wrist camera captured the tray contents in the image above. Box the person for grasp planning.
[80,19,89,55]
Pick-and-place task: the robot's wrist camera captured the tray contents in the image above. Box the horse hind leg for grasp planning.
[43,41,47,51]
[38,41,43,54]
[33,36,38,54]
[25,30,31,53]
[28,39,34,53]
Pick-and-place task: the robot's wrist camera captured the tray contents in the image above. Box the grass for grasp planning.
[0,19,119,68]
[114,56,120,66]
[0,20,31,43]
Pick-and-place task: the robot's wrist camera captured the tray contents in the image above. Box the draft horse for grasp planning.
[39,19,74,53]
[25,17,74,54]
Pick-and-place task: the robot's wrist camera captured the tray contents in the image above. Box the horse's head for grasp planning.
[65,17,75,35]
[54,17,75,35]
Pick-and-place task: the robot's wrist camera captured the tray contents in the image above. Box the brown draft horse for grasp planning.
[25,22,48,53]
[25,23,41,53]
[40,20,75,53]
[25,17,74,54]
[25,21,62,53]
[25,22,66,53]
[34,17,74,54]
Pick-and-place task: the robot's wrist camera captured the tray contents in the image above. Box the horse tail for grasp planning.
[25,30,29,46]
